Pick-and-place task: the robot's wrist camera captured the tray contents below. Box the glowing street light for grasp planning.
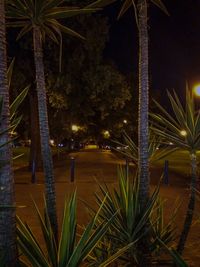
[50,139,55,146]
[193,84,200,97]
[103,130,110,138]
[180,130,187,137]
[123,119,127,124]
[72,124,79,132]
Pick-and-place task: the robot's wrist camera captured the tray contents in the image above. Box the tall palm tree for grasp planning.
[6,0,98,240]
[0,1,17,266]
[0,59,28,266]
[151,89,200,255]
[87,1,168,265]
[87,0,168,207]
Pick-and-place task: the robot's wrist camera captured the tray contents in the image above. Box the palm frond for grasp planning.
[151,0,169,15]
[117,0,132,19]
[45,8,101,19]
[16,23,33,40]
[53,21,85,39]
[43,0,65,10]
[86,0,117,8]
[6,0,97,69]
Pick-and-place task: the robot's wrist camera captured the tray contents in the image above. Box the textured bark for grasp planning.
[138,0,149,208]
[29,89,42,180]
[0,0,17,266]
[33,26,58,240]
[176,152,197,255]
[137,1,151,266]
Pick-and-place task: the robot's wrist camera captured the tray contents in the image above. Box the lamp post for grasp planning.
[71,124,79,150]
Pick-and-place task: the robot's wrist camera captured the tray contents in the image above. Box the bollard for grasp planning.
[163,160,169,185]
[31,159,37,184]
[125,158,129,179]
[70,157,75,182]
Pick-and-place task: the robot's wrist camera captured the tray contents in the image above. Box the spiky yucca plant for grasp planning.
[17,191,133,267]
[151,89,200,255]
[86,167,186,266]
[113,131,177,166]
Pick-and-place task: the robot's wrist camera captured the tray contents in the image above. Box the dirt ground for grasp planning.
[14,152,200,266]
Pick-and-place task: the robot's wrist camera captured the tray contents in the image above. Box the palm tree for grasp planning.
[0,1,17,266]
[0,58,28,266]
[87,0,168,207]
[86,1,168,265]
[6,0,98,240]
[151,89,200,255]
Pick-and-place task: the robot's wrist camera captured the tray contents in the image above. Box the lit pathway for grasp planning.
[14,148,200,266]
[54,148,125,183]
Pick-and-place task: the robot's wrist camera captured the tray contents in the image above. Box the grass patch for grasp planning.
[153,149,200,177]
[13,146,69,169]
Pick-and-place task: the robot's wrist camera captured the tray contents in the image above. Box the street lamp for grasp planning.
[103,130,110,138]
[71,124,79,132]
[180,130,187,137]
[193,84,200,97]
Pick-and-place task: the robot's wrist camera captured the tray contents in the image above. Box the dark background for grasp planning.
[103,0,200,100]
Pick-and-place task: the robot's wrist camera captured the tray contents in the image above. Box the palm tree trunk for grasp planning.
[33,26,58,241]
[177,151,197,255]
[0,0,17,266]
[29,89,42,181]
[138,0,149,207]
[137,1,151,266]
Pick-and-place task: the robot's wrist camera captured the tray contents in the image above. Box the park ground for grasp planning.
[14,147,200,266]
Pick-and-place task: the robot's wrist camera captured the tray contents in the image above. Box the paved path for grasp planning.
[14,148,200,266]
[15,148,128,184]
[56,148,125,183]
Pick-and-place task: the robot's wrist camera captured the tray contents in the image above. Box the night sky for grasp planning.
[103,0,200,99]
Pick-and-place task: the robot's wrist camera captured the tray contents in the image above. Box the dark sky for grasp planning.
[103,0,200,97]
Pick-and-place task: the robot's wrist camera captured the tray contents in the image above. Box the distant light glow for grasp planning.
[58,143,63,147]
[169,142,173,145]
[180,130,187,137]
[194,84,200,96]
[50,139,55,145]
[11,131,17,136]
[123,119,127,124]
[103,130,110,138]
[72,125,79,132]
